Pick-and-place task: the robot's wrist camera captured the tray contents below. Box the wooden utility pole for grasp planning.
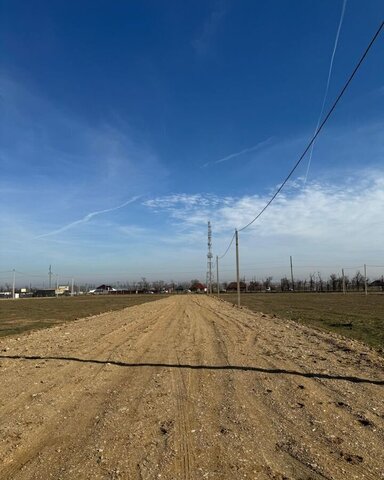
[12,269,15,299]
[364,264,368,296]
[235,229,240,307]
[216,256,220,298]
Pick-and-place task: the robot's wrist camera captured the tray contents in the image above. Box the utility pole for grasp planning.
[12,269,15,299]
[216,255,220,298]
[290,255,294,291]
[71,277,74,297]
[206,221,213,294]
[342,268,346,295]
[364,264,368,296]
[235,229,240,307]
[48,265,52,288]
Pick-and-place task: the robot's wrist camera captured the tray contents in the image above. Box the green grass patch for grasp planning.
[0,294,166,338]
[220,293,384,351]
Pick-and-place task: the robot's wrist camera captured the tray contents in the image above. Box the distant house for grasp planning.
[226,281,247,292]
[56,285,70,295]
[190,282,207,293]
[89,284,117,294]
[33,289,56,297]
[369,279,384,290]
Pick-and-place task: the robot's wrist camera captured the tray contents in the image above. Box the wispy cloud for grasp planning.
[304,0,347,182]
[202,137,273,168]
[35,196,141,238]
[0,75,165,207]
[143,170,384,266]
[192,1,228,56]
[144,193,233,209]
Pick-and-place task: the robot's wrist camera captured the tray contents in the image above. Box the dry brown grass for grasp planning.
[0,294,166,338]
[221,292,384,351]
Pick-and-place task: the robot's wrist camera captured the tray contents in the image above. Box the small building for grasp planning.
[56,285,70,295]
[226,281,247,293]
[190,282,207,293]
[369,279,384,291]
[33,289,56,297]
[89,285,117,294]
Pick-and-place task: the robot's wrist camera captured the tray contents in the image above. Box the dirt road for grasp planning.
[0,295,383,479]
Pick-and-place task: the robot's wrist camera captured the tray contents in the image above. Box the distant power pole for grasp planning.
[12,269,16,299]
[364,264,368,296]
[216,255,220,298]
[48,265,52,288]
[290,256,294,291]
[235,229,240,307]
[206,221,213,294]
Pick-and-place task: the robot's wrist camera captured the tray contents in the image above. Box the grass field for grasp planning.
[2,293,383,353]
[221,293,384,352]
[0,294,166,338]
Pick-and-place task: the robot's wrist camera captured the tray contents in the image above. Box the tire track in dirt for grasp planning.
[0,295,383,479]
[171,304,195,480]
[202,295,384,479]
[0,299,175,479]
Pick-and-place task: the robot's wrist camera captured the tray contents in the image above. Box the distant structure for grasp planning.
[89,284,117,294]
[206,221,213,294]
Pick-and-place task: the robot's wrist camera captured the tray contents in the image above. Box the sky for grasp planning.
[1,0,384,287]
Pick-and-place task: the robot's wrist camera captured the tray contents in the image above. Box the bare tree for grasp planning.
[352,271,364,291]
[248,280,261,292]
[263,277,273,290]
[309,273,315,292]
[280,277,290,292]
[329,273,338,292]
[317,272,324,292]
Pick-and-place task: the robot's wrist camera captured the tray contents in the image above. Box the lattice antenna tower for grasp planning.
[206,221,213,294]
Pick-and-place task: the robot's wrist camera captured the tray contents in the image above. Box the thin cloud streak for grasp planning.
[35,196,141,238]
[203,137,273,168]
[192,1,228,56]
[304,0,347,183]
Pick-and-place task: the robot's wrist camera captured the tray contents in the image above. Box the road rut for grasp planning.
[0,295,383,479]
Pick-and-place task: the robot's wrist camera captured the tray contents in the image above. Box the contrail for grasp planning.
[202,137,273,168]
[304,0,347,183]
[36,196,141,238]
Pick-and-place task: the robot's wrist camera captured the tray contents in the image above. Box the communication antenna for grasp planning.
[206,221,213,294]
[48,265,52,288]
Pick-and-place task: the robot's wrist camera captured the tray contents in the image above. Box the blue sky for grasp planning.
[1,0,384,286]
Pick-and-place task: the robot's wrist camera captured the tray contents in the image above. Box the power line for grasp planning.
[216,20,384,258]
[218,231,236,259]
[238,20,383,232]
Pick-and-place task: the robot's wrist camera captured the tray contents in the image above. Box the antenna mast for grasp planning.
[206,221,213,294]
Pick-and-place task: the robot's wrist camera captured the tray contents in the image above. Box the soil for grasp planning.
[0,295,383,479]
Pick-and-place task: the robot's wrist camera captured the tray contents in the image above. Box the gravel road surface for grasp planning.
[0,295,383,479]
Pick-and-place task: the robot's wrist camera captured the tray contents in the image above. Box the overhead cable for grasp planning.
[218,231,236,260]
[237,20,384,233]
